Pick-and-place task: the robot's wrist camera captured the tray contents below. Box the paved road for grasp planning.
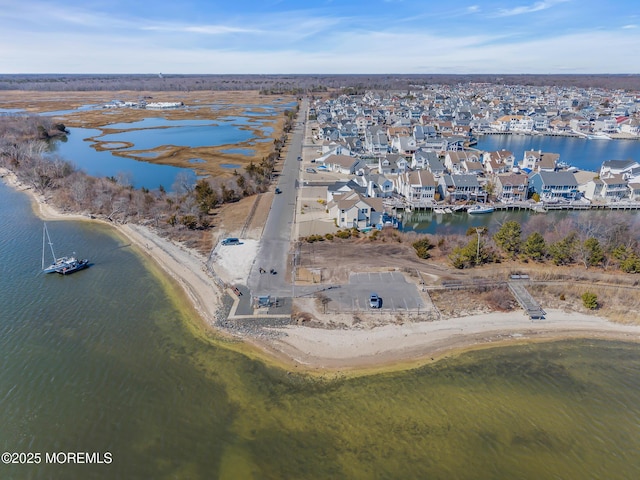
[247,99,308,297]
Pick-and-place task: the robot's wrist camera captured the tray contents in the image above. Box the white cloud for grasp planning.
[494,0,570,18]
[622,24,637,29]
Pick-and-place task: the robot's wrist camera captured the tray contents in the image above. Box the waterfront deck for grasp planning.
[400,200,640,213]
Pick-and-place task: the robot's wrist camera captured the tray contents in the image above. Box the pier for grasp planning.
[398,200,640,214]
[508,277,546,319]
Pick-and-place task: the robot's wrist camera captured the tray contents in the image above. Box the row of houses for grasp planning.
[321,155,640,229]
[310,87,640,229]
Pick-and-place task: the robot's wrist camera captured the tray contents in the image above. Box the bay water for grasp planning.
[1,180,640,479]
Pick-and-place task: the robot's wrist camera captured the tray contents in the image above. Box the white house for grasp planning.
[396,170,437,207]
[521,150,559,172]
[324,154,363,175]
[327,192,384,229]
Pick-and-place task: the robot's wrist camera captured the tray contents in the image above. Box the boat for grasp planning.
[467,204,495,214]
[587,132,612,140]
[42,223,90,275]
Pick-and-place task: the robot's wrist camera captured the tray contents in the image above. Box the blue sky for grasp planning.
[1,0,638,74]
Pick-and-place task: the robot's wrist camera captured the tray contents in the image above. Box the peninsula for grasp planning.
[2,79,640,373]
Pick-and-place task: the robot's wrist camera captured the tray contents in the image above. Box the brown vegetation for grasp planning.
[0,99,297,254]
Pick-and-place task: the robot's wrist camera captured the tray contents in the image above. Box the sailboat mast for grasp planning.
[43,223,57,265]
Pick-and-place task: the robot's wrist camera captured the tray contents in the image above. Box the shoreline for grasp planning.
[4,167,640,373]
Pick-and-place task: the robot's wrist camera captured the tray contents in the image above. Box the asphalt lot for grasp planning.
[323,271,426,312]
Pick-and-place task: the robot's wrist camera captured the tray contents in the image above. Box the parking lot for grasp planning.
[323,271,427,312]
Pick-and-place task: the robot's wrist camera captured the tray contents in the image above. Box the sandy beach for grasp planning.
[5,166,640,372]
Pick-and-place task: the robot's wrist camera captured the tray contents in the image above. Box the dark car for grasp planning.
[275,188,282,194]
[221,237,240,246]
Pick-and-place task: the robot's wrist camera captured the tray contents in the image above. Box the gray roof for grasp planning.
[532,171,578,186]
[451,174,480,187]
[602,159,637,169]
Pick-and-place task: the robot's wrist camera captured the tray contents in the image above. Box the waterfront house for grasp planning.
[495,173,529,202]
[629,181,640,201]
[583,178,604,202]
[521,150,559,172]
[593,117,619,134]
[396,170,437,207]
[600,159,640,179]
[620,119,640,137]
[600,174,629,201]
[529,171,579,201]
[327,192,384,229]
[439,174,485,203]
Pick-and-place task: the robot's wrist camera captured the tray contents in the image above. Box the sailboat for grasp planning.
[42,223,89,275]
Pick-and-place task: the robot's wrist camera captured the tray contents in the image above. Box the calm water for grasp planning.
[477,134,640,172]
[2,181,640,479]
[401,209,640,235]
[49,108,281,189]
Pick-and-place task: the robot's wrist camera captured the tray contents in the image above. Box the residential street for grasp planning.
[247,98,308,298]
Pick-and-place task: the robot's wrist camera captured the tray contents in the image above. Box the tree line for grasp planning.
[439,218,640,273]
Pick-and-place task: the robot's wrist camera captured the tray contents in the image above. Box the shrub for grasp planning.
[581,292,598,310]
[335,230,351,239]
[412,237,433,259]
[324,233,334,241]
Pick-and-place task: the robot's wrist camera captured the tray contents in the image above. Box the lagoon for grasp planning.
[476,134,640,172]
[50,127,195,190]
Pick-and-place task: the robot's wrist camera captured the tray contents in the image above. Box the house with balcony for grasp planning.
[438,174,485,203]
[364,126,389,155]
[620,119,640,137]
[361,173,395,198]
[495,173,529,202]
[600,174,629,201]
[593,117,619,134]
[327,192,384,229]
[528,171,579,201]
[396,170,437,207]
[521,150,559,172]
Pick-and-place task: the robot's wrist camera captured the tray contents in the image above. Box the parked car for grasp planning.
[275,188,282,194]
[306,168,316,173]
[369,293,381,308]
[221,237,240,246]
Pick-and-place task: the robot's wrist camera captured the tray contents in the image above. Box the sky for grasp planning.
[1,0,639,74]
